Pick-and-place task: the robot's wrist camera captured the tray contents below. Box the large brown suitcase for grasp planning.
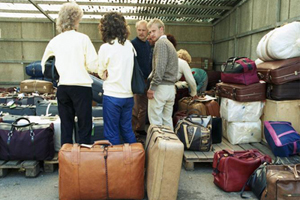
[267,80,300,100]
[216,82,266,102]
[146,125,184,200]
[20,80,53,94]
[59,141,145,200]
[257,57,300,85]
[178,97,207,115]
[262,164,300,200]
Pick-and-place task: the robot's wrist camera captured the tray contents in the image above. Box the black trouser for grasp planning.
[57,85,93,145]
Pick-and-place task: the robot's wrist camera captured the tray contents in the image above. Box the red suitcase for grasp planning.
[216,81,266,102]
[257,57,300,85]
[212,149,272,192]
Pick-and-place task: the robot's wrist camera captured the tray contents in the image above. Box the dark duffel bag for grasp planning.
[0,117,55,160]
[25,61,44,77]
[90,74,103,104]
[0,104,36,115]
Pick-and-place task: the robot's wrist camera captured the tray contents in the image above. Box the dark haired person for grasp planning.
[41,2,98,145]
[97,12,136,145]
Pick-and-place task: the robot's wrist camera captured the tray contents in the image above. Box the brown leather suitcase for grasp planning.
[178,97,207,115]
[216,82,266,102]
[267,80,300,100]
[257,57,300,85]
[262,164,300,200]
[146,125,184,200]
[59,141,145,200]
[20,80,53,94]
[204,100,220,117]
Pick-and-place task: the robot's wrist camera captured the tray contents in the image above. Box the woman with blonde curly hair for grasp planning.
[177,49,208,95]
[41,2,98,145]
[97,12,136,145]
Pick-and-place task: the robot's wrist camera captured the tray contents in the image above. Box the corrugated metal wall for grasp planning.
[1,0,300,84]
[213,0,300,69]
[0,20,211,85]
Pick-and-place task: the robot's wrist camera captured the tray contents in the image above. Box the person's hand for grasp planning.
[192,95,198,100]
[147,89,155,99]
[102,70,108,80]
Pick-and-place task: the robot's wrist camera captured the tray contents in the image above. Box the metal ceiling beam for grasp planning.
[0,9,221,19]
[213,0,248,26]
[28,0,55,23]
[2,1,232,10]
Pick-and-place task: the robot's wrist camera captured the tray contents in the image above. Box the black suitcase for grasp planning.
[212,117,222,144]
[267,80,300,100]
[92,106,103,117]
[90,74,104,104]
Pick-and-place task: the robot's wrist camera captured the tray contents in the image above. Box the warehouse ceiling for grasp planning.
[0,0,244,23]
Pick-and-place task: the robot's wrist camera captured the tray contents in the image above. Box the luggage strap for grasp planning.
[104,147,109,199]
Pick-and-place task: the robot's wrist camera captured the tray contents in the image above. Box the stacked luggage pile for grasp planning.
[212,21,300,200]
[216,57,266,145]
[0,61,104,160]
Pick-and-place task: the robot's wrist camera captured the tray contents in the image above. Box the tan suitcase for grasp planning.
[20,80,53,94]
[59,141,145,200]
[146,125,184,200]
[178,97,207,115]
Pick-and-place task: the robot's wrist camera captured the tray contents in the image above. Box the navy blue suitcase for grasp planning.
[35,100,58,116]
[26,61,44,77]
[264,121,300,157]
[90,74,103,104]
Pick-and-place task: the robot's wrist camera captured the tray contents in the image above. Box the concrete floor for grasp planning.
[0,162,257,200]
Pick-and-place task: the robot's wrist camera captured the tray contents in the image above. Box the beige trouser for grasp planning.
[148,85,176,130]
[132,93,148,131]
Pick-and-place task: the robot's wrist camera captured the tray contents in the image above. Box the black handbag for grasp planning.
[43,56,59,83]
[131,54,146,94]
[240,156,300,199]
[240,162,268,199]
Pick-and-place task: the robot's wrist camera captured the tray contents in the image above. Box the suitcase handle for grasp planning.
[12,117,33,128]
[93,140,112,147]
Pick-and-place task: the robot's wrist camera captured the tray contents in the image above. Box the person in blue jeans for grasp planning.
[97,12,137,145]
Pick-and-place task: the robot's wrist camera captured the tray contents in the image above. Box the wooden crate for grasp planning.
[0,160,40,178]
[43,152,58,173]
[183,138,275,171]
